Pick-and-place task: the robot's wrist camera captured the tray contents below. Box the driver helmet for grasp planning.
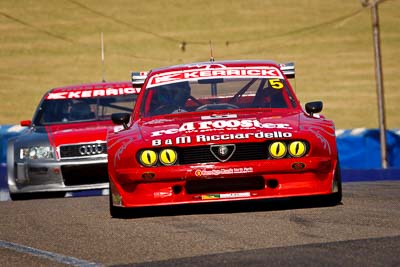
[156,81,191,107]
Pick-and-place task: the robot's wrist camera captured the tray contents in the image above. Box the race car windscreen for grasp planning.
[34,94,137,125]
[141,77,297,117]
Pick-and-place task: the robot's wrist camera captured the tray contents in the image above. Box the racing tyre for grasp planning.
[321,161,343,206]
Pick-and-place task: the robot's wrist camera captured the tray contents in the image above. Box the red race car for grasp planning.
[108,60,341,217]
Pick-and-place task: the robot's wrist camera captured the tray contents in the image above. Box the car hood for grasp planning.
[34,122,112,147]
[138,111,301,145]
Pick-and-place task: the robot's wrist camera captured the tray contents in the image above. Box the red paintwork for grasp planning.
[20,120,31,127]
[107,61,339,208]
[45,122,112,146]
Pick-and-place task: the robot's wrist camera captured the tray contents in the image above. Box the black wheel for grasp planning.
[321,161,342,206]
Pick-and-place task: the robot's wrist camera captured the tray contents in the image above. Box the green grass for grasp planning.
[0,0,399,129]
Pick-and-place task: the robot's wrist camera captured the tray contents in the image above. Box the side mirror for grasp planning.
[20,120,31,127]
[111,113,130,129]
[305,101,323,116]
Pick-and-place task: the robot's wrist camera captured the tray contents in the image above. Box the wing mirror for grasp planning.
[20,120,31,127]
[305,101,323,116]
[111,113,131,129]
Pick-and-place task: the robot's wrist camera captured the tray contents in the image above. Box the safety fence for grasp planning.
[336,128,400,169]
[1,125,400,200]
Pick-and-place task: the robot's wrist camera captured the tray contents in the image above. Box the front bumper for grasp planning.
[8,157,109,194]
[111,156,338,208]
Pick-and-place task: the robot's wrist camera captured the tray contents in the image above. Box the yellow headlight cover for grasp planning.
[288,141,307,157]
[139,150,158,166]
[159,149,177,166]
[269,142,287,159]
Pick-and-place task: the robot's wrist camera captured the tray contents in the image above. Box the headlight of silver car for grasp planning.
[20,146,54,160]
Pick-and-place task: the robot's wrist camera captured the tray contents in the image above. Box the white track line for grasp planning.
[0,240,101,267]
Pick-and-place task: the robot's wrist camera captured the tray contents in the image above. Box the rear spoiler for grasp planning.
[131,71,148,85]
[279,62,295,79]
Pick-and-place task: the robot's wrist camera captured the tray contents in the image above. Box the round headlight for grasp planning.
[29,148,38,159]
[139,150,158,166]
[159,149,177,166]
[269,142,287,159]
[36,146,53,159]
[288,141,307,157]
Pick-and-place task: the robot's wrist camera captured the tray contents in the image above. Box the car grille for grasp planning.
[179,143,268,164]
[59,142,107,159]
[61,163,108,186]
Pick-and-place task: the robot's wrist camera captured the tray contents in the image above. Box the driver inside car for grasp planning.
[150,81,191,116]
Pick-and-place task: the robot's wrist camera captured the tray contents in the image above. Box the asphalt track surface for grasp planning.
[0,181,399,266]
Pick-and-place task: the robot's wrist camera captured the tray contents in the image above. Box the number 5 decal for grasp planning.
[269,79,284,89]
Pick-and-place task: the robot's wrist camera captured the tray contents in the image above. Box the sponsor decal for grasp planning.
[201,192,251,200]
[147,66,283,88]
[201,114,238,120]
[151,131,292,146]
[46,87,140,99]
[194,167,253,177]
[151,119,292,137]
[153,187,173,198]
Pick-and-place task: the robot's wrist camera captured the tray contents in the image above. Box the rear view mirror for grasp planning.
[111,113,130,129]
[305,101,323,116]
[20,120,31,127]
